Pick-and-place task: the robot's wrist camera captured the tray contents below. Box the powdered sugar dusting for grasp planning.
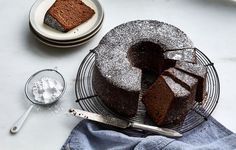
[176,61,207,78]
[94,20,194,91]
[165,48,196,63]
[162,75,190,97]
[165,68,198,87]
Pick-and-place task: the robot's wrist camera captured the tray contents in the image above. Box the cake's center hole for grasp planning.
[127,41,165,90]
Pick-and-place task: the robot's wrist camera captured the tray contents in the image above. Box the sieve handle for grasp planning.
[10,105,34,134]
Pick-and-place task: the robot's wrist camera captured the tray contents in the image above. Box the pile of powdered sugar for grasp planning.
[32,77,63,104]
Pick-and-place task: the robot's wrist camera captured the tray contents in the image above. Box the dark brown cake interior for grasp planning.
[142,75,191,126]
[142,75,172,125]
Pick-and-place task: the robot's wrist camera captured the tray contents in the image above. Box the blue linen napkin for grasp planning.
[61,116,236,150]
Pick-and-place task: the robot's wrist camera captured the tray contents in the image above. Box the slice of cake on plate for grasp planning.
[44,0,95,32]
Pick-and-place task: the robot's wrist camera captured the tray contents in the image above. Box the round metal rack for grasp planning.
[75,48,220,133]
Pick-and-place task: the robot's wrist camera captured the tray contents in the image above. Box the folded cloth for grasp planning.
[62,116,236,150]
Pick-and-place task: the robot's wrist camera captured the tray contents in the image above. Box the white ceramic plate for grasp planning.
[29,0,104,41]
[30,23,101,48]
[32,32,92,48]
[29,15,103,44]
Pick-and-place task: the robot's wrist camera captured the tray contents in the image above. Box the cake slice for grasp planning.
[142,75,191,126]
[163,67,198,108]
[44,0,95,32]
[164,48,197,64]
[175,61,207,103]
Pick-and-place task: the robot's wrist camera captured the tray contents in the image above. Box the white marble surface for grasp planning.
[1,0,236,149]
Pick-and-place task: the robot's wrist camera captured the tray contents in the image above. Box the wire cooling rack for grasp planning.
[75,48,220,133]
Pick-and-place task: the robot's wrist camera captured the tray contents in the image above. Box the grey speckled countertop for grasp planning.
[0,0,236,149]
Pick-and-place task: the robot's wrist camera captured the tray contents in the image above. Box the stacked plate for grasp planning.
[29,0,104,48]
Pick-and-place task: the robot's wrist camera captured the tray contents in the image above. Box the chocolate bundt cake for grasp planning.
[92,20,207,125]
[44,0,95,32]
